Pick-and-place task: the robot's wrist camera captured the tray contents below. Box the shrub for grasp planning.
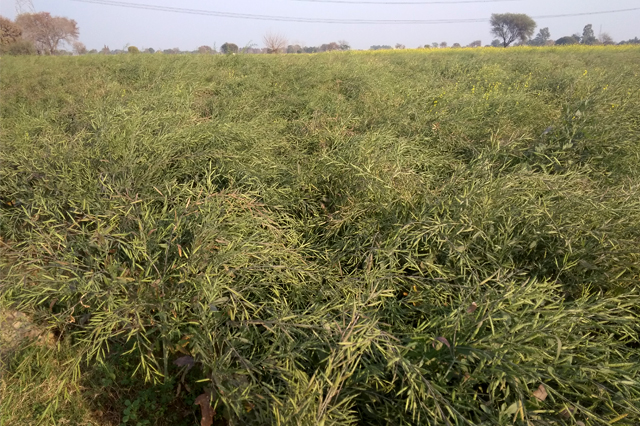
[555,36,579,45]
[0,39,36,55]
[220,42,238,54]
[128,45,140,54]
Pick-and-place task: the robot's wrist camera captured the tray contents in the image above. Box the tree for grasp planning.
[198,45,214,54]
[73,41,86,55]
[320,42,340,52]
[286,44,302,54]
[490,13,536,47]
[338,40,350,51]
[599,33,614,45]
[100,45,110,54]
[529,27,550,46]
[468,40,482,47]
[431,42,439,48]
[263,32,287,54]
[15,12,79,55]
[581,24,597,45]
[128,45,139,54]
[439,41,447,48]
[618,37,639,45]
[395,43,405,49]
[452,43,461,48]
[555,36,579,45]
[1,15,22,46]
[220,42,238,54]
[369,45,392,50]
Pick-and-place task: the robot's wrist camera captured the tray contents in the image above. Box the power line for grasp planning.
[289,0,521,4]
[70,0,640,25]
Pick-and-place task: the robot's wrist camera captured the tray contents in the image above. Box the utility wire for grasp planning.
[288,0,521,4]
[70,0,640,25]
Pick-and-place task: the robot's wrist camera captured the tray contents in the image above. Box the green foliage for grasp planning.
[220,42,238,54]
[490,13,537,47]
[582,24,597,45]
[1,47,640,425]
[128,45,140,54]
[528,27,551,46]
[370,45,393,50]
[618,37,640,45]
[556,36,580,46]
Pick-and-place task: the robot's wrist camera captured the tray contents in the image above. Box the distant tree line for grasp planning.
[98,40,352,56]
[3,10,639,57]
[487,13,635,48]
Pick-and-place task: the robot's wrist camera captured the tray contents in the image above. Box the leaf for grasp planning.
[559,406,575,419]
[504,401,519,415]
[609,414,628,424]
[435,336,450,348]
[194,393,214,426]
[532,384,547,401]
[466,302,478,313]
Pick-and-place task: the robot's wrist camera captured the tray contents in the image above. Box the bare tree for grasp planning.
[320,42,340,52]
[15,12,79,55]
[395,43,405,49]
[599,32,615,45]
[72,41,86,55]
[263,32,287,54]
[15,0,35,15]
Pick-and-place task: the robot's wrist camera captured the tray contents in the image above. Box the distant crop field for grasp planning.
[1,46,640,425]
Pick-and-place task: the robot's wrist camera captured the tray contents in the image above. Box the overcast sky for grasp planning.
[1,0,639,50]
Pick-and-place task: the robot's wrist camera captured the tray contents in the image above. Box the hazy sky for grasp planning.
[1,0,639,50]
